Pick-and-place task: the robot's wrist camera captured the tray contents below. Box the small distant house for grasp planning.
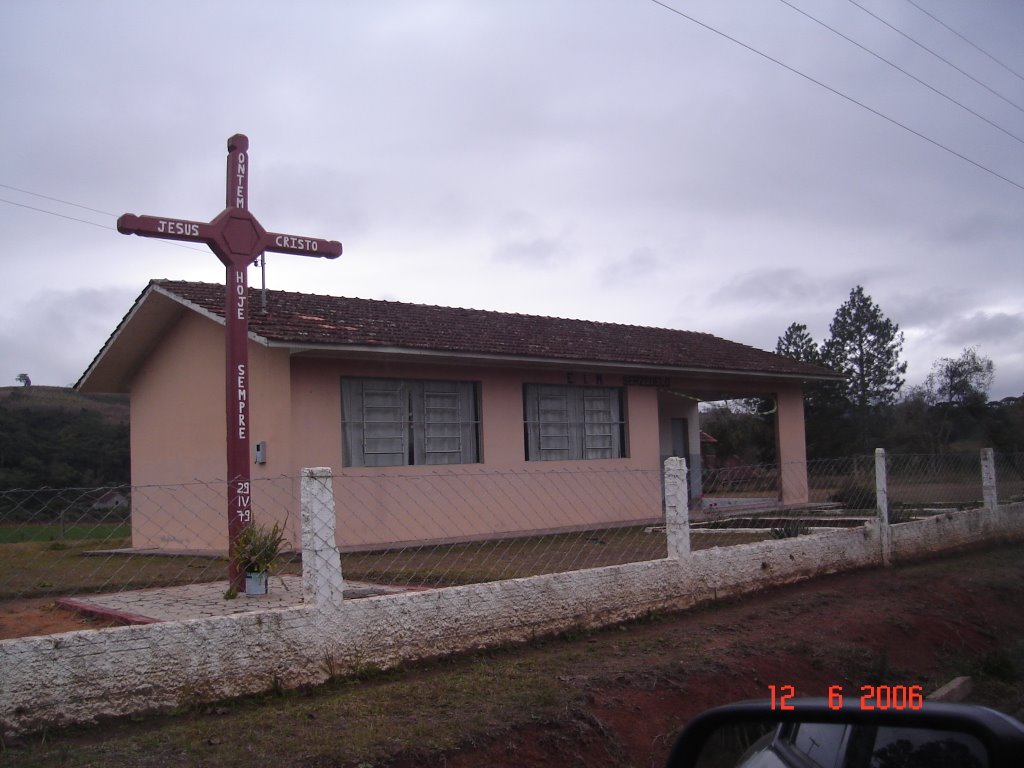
[90,490,129,512]
[76,280,841,552]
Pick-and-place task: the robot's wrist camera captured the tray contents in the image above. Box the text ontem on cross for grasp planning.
[117,134,342,591]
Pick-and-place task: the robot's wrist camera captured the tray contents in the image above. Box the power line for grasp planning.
[775,0,1024,147]
[0,183,116,217]
[0,193,209,253]
[644,0,1024,194]
[845,0,1024,115]
[902,0,1024,84]
[0,197,114,231]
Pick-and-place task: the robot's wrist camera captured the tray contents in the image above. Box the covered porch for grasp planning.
[655,380,810,509]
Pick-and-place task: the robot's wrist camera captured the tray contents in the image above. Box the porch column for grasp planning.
[775,385,809,505]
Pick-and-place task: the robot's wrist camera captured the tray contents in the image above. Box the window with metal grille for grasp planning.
[523,384,626,461]
[341,378,480,466]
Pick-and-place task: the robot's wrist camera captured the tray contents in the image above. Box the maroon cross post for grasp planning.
[118,134,341,591]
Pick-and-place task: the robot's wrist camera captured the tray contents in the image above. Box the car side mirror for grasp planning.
[665,699,1024,768]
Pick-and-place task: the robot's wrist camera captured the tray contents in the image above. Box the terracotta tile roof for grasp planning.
[155,280,840,379]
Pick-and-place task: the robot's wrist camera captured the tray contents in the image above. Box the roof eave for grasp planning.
[274,340,844,384]
[76,283,270,393]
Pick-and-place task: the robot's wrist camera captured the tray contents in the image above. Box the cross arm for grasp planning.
[262,231,342,259]
[117,213,215,245]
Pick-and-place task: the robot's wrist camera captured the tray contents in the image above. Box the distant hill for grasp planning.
[0,385,129,420]
[0,386,130,490]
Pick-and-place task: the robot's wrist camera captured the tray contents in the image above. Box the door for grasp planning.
[670,417,701,505]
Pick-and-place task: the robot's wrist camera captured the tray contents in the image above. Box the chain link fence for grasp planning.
[332,467,666,587]
[0,468,670,605]
[695,457,876,547]
[2,452,1021,630]
[995,451,1024,506]
[693,452,1023,547]
[0,477,302,603]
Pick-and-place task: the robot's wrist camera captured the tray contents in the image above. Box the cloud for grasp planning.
[599,247,661,285]
[1,0,1023,401]
[0,287,137,387]
[938,312,1024,349]
[706,268,883,321]
[492,237,568,266]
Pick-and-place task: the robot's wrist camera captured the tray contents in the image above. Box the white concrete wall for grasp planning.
[2,475,1022,736]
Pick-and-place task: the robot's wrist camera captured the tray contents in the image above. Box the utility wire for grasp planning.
[0,183,116,217]
[0,198,114,231]
[775,0,1024,147]
[902,0,1024,84]
[645,0,1024,194]
[845,0,1024,115]
[0,194,209,253]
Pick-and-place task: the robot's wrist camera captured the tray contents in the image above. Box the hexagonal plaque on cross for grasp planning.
[117,134,342,591]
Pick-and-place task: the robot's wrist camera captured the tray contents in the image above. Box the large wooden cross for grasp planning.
[118,134,342,591]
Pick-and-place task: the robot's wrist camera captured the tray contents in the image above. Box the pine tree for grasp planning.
[822,285,907,415]
[774,322,846,457]
[775,323,820,364]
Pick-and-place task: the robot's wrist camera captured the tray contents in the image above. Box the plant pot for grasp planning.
[244,571,268,596]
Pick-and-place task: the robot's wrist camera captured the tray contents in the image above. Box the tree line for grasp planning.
[702,286,1023,463]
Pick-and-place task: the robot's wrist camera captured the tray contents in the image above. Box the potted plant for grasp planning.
[230,520,287,597]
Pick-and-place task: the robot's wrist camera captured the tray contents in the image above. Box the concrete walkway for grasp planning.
[57,577,415,625]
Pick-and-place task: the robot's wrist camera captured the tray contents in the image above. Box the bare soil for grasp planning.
[397,545,1024,768]
[5,543,1024,768]
[0,597,124,638]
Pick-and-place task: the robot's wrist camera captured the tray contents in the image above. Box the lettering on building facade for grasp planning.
[623,375,671,387]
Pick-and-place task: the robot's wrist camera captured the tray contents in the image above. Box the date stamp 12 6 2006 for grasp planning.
[768,684,925,711]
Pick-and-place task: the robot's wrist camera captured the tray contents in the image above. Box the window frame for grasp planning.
[341,377,481,467]
[522,383,627,462]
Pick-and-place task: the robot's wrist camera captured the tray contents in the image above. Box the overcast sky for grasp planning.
[1,0,1021,399]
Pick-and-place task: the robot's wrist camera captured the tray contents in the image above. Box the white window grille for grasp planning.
[523,384,626,461]
[342,378,480,466]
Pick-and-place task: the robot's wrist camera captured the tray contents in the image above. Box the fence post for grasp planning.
[300,467,345,608]
[665,457,691,559]
[875,448,892,567]
[981,448,998,512]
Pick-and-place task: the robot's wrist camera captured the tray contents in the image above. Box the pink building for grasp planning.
[77,280,840,553]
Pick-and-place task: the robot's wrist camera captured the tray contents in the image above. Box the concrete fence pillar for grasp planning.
[665,457,691,559]
[875,448,892,567]
[300,467,345,608]
[981,448,998,512]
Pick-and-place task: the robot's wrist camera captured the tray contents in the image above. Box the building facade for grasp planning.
[77,280,840,552]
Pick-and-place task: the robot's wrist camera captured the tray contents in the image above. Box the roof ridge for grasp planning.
[154,278,723,340]
[148,279,842,380]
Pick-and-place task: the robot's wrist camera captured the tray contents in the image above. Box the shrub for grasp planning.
[230,520,288,574]
[770,520,810,539]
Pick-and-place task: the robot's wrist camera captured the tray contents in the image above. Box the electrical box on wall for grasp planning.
[254,441,267,464]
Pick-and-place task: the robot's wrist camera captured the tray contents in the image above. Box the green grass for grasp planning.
[341,527,670,587]
[1,645,582,768]
[1,539,231,599]
[0,522,129,544]
[2,523,771,601]
[341,527,771,588]
[967,640,1024,722]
